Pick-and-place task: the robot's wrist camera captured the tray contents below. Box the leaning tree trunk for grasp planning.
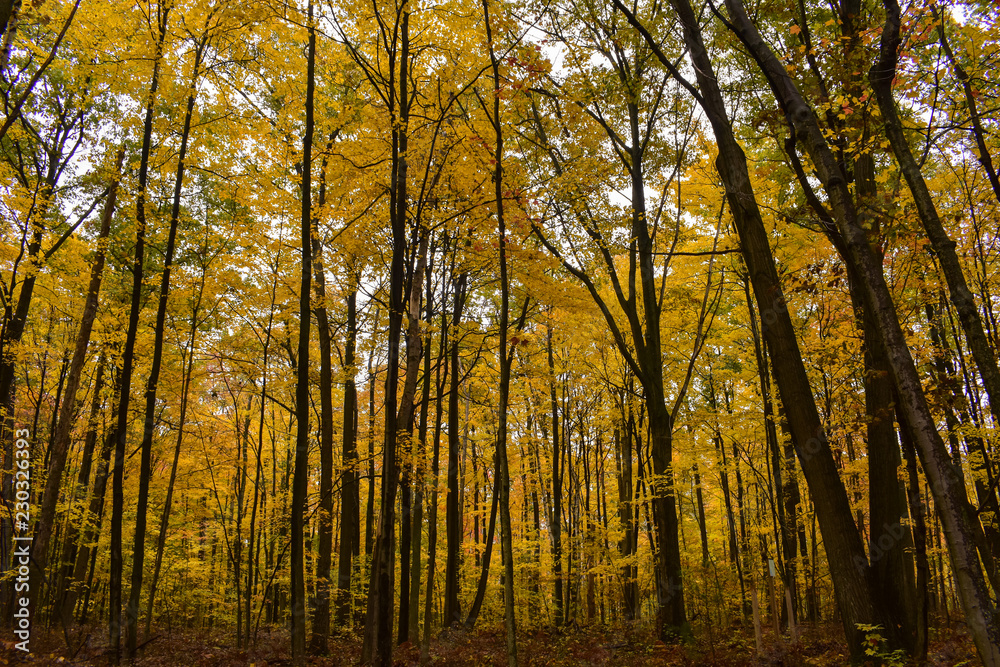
[611,0,893,659]
[719,0,1000,661]
[32,149,122,596]
[872,0,1000,432]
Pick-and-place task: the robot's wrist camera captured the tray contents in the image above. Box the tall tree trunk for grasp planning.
[899,408,929,662]
[33,150,122,594]
[246,262,279,648]
[545,322,563,627]
[335,286,360,629]
[482,3,517,659]
[76,424,115,624]
[464,460,499,630]
[615,389,637,620]
[290,4,316,660]
[55,354,105,617]
[443,270,467,627]
[126,35,206,657]
[365,334,378,561]
[420,289,448,663]
[408,264,435,641]
[395,232,429,645]
[361,8,410,661]
[611,0,893,658]
[870,0,1000,432]
[308,143,337,656]
[109,8,169,662]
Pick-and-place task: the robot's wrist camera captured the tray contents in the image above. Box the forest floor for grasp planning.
[0,621,981,666]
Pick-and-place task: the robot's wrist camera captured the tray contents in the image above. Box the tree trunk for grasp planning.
[396,232,429,645]
[870,0,1000,432]
[126,35,206,657]
[109,9,169,662]
[361,10,410,661]
[443,270,467,628]
[408,271,434,642]
[421,291,448,663]
[308,142,337,656]
[482,3,518,659]
[612,0,893,657]
[290,5,316,660]
[546,323,563,627]
[56,356,105,620]
[335,286,360,629]
[33,150,122,595]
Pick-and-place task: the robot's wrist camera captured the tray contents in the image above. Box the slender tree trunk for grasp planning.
[308,147,337,657]
[934,12,1000,207]
[109,9,169,662]
[464,461,499,630]
[408,268,435,641]
[55,354,105,617]
[395,232,429,646]
[615,392,637,620]
[443,271,467,627]
[482,4,517,659]
[335,286,360,629]
[126,35,206,657]
[246,264,278,648]
[33,150,122,592]
[290,5,316,660]
[420,291,448,663]
[870,0,1000,432]
[899,408,929,662]
[361,9,410,662]
[78,424,115,624]
[545,323,563,627]
[366,336,378,561]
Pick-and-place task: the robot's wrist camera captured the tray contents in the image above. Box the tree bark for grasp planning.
[33,150,122,593]
[290,4,316,660]
[443,271,467,628]
[335,286,360,629]
[109,8,169,661]
[361,9,410,662]
[611,0,892,657]
[309,138,337,655]
[871,0,1000,433]
[126,33,207,657]
[482,2,517,659]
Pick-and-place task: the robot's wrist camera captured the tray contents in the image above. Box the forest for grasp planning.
[0,0,998,664]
